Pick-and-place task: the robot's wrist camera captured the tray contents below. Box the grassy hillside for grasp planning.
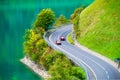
[76,0,120,60]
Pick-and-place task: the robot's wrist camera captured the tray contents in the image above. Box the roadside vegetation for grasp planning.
[67,33,74,44]
[73,0,120,60]
[23,8,86,80]
[70,7,85,39]
[53,15,70,28]
[41,48,86,80]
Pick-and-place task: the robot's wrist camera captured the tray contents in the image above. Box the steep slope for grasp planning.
[76,0,120,60]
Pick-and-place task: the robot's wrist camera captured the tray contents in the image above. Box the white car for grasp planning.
[60,36,65,41]
[56,40,61,45]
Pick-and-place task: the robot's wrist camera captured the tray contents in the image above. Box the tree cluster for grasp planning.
[23,8,86,80]
[23,8,55,63]
[53,15,69,27]
[34,8,55,31]
[40,48,86,80]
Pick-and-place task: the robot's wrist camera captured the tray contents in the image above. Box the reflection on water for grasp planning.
[0,0,93,80]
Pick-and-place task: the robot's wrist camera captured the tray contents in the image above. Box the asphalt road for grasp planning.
[44,24,120,80]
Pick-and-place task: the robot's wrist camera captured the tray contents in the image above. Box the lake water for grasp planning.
[0,0,93,80]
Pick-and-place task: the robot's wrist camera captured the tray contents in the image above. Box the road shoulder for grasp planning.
[74,40,119,71]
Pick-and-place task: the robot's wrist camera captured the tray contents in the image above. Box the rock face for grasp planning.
[20,56,50,79]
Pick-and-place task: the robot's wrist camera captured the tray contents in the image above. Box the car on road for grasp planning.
[60,36,65,41]
[56,40,61,45]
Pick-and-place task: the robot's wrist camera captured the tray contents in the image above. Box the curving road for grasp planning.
[44,24,120,80]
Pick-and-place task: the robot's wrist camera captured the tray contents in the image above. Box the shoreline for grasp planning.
[20,56,50,79]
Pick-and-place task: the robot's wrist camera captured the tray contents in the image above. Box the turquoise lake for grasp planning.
[0,0,93,80]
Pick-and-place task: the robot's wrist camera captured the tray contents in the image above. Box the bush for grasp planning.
[34,8,55,31]
[53,15,69,27]
[23,29,48,63]
[40,49,86,80]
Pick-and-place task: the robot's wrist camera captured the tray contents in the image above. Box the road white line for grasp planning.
[105,70,109,80]
[49,30,97,80]
[47,26,109,80]
[64,31,110,80]
[62,44,110,79]
[45,24,120,80]
[58,28,110,79]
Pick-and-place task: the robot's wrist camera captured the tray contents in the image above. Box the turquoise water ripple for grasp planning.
[0,0,93,80]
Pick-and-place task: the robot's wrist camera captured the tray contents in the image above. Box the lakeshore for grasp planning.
[20,56,50,79]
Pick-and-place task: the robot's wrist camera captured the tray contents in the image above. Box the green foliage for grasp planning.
[70,67,86,79]
[71,7,85,21]
[70,7,85,38]
[48,57,86,80]
[23,8,53,63]
[23,8,86,80]
[53,15,69,27]
[67,33,74,44]
[76,0,120,60]
[34,8,55,31]
[23,29,86,79]
[40,49,86,80]
[23,29,48,63]
[40,50,65,70]
[23,29,38,55]
[48,58,72,80]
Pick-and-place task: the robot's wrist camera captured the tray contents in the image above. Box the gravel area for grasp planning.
[20,56,50,79]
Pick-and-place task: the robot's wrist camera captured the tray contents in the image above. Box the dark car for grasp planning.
[56,40,61,45]
[60,36,65,41]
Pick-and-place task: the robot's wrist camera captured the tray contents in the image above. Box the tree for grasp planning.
[53,15,69,27]
[23,29,38,56]
[23,29,48,63]
[48,58,72,80]
[70,7,85,38]
[70,66,86,79]
[34,8,55,31]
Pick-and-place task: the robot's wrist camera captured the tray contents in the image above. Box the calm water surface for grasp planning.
[0,0,93,80]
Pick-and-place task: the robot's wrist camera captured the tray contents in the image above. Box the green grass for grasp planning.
[67,33,74,44]
[76,0,120,60]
